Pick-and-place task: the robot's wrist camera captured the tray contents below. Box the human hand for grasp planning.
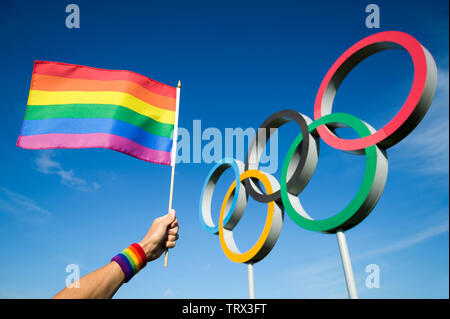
[138,209,179,262]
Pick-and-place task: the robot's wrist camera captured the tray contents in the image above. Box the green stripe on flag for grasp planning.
[25,104,174,138]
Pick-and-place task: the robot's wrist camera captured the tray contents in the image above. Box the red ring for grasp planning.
[314,31,436,151]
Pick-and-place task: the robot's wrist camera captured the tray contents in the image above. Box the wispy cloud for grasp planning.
[0,187,51,222]
[354,220,449,261]
[286,221,449,297]
[392,67,449,175]
[201,263,212,271]
[0,289,23,299]
[34,150,100,192]
[163,288,175,298]
[297,221,449,276]
[285,256,349,298]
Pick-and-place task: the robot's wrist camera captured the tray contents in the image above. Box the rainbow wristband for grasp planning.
[111,243,147,282]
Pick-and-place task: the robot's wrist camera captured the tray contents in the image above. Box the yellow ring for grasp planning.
[218,170,276,263]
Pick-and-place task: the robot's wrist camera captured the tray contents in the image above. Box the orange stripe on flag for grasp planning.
[32,74,176,112]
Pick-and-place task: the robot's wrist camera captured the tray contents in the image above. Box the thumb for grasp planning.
[163,209,176,225]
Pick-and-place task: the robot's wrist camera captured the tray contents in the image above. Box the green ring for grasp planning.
[280,113,380,233]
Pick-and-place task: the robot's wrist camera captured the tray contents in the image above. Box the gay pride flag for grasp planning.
[17,61,178,165]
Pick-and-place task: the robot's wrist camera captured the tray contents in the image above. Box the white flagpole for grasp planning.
[248,263,255,299]
[164,80,181,268]
[336,230,358,298]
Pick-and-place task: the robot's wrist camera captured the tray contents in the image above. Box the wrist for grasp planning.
[138,239,157,261]
[111,243,147,283]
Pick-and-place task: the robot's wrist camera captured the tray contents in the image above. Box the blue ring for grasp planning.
[199,158,243,234]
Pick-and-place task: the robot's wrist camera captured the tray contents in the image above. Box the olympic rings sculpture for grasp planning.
[199,31,437,264]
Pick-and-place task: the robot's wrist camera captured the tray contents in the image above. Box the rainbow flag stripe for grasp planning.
[17,61,177,165]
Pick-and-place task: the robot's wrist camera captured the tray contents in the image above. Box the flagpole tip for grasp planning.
[177,80,181,88]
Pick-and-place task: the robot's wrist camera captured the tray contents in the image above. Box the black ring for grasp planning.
[244,109,312,203]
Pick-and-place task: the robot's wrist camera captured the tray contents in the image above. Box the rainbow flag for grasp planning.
[17,61,178,165]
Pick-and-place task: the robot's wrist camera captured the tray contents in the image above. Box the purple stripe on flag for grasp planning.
[17,133,171,165]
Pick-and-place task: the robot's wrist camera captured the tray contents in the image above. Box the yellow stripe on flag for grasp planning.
[29,90,175,125]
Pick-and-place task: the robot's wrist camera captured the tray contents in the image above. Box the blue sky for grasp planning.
[0,0,448,298]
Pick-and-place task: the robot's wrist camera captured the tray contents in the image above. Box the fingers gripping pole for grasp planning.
[336,230,358,299]
[164,81,181,268]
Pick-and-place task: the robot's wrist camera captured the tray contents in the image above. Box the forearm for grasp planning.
[52,261,125,299]
[52,210,178,299]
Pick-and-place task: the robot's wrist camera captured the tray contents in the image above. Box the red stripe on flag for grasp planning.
[33,61,176,99]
